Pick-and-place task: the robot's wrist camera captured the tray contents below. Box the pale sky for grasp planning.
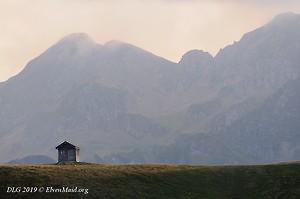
[0,0,300,82]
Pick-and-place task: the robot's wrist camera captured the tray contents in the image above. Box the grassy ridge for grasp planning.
[0,162,299,199]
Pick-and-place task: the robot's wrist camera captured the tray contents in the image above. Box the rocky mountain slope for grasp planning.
[0,13,300,163]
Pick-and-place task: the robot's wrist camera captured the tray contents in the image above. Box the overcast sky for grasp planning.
[0,0,300,81]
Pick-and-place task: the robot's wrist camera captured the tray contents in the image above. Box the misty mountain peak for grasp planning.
[179,50,213,67]
[17,33,101,78]
[268,12,300,27]
[59,33,95,45]
[272,12,298,21]
[45,33,100,58]
[54,32,100,51]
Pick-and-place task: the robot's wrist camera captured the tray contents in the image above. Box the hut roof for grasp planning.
[55,141,79,150]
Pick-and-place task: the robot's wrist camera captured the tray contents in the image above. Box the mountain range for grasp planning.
[0,12,299,164]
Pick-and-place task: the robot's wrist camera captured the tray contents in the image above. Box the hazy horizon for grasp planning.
[1,0,300,81]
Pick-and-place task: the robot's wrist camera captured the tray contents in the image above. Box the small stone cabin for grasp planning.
[56,141,80,162]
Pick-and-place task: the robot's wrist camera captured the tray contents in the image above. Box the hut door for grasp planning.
[68,150,75,161]
[59,150,68,161]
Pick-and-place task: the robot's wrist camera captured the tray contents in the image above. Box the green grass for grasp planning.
[0,162,299,199]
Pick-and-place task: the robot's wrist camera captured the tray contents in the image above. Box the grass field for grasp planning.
[0,162,299,199]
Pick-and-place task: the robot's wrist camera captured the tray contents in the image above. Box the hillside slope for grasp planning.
[0,163,299,199]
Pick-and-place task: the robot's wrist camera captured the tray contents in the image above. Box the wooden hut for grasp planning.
[56,141,80,162]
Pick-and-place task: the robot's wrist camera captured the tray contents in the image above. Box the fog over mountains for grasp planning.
[1,13,300,164]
